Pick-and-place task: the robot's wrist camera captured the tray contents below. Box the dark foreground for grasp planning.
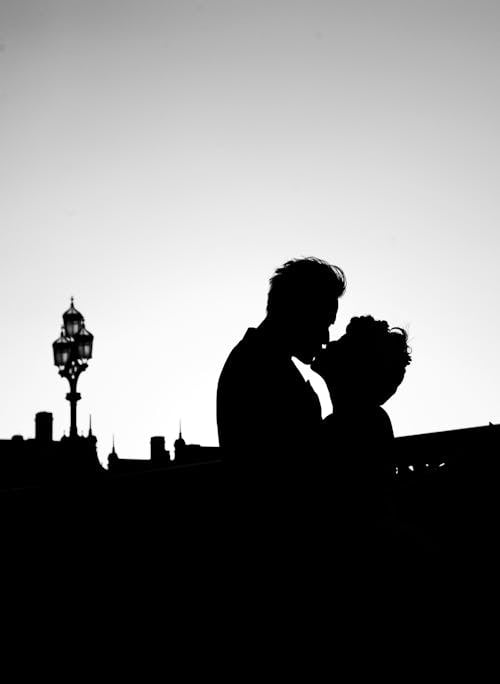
[2,456,499,667]
[2,457,497,578]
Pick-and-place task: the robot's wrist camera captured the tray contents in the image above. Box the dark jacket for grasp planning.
[217,327,323,466]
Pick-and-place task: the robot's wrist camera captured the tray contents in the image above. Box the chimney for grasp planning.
[150,436,166,462]
[35,412,53,442]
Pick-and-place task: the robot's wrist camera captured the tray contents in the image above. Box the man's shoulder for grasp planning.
[223,328,270,369]
[231,327,260,353]
[218,329,259,387]
[218,327,295,390]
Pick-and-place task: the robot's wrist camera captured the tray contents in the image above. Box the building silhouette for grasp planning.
[0,411,102,489]
[173,426,220,466]
[107,435,172,474]
[2,409,499,504]
[0,409,222,490]
[393,422,500,479]
[106,425,220,475]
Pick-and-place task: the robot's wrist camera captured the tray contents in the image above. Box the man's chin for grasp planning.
[310,356,320,373]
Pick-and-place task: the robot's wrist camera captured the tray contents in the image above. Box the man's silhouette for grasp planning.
[217,257,346,468]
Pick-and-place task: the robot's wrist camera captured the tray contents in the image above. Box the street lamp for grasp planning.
[52,297,94,439]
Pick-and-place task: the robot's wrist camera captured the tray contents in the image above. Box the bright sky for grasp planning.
[1,0,499,464]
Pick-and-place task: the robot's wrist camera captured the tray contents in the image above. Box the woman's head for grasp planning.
[311,315,412,407]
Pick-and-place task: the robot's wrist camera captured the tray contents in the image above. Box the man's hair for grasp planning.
[267,257,346,316]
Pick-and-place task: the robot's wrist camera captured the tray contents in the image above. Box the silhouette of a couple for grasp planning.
[215,256,417,598]
[217,257,411,502]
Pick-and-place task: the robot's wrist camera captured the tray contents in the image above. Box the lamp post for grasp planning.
[52,298,94,439]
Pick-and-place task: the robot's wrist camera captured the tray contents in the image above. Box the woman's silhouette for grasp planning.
[309,315,419,570]
[311,315,411,510]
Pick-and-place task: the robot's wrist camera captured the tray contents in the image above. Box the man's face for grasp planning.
[291,298,338,365]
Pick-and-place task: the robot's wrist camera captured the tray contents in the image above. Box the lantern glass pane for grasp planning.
[78,341,92,360]
[65,320,81,337]
[54,346,70,366]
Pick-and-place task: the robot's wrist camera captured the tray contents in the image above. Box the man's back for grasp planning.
[217,327,322,464]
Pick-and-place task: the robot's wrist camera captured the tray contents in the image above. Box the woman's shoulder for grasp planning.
[324,405,394,438]
[367,406,394,439]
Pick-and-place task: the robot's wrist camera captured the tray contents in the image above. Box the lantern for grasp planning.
[75,321,94,360]
[63,297,84,337]
[53,327,72,368]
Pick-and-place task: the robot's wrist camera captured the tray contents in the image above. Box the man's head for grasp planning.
[266,257,346,364]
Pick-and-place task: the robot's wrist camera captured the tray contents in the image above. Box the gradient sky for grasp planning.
[1,0,499,464]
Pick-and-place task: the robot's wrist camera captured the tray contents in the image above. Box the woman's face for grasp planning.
[312,344,406,407]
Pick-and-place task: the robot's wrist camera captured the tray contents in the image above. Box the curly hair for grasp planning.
[267,257,346,316]
[343,316,412,368]
[311,315,411,406]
